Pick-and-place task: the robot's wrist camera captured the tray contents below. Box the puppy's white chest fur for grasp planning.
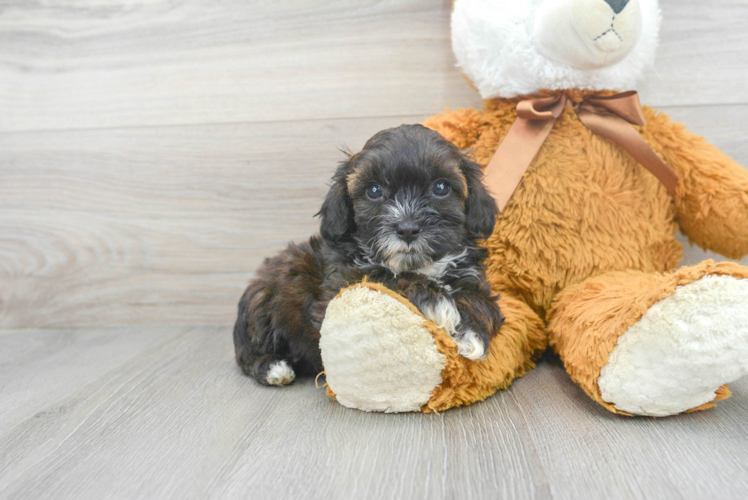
[415,249,468,281]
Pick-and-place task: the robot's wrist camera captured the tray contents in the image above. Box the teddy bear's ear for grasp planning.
[317,159,356,242]
[461,156,498,240]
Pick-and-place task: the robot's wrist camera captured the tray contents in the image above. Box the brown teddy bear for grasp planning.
[319,0,748,416]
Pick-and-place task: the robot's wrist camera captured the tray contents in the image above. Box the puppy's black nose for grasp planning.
[604,0,629,14]
[396,221,421,243]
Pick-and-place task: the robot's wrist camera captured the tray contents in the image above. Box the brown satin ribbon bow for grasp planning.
[483,91,679,211]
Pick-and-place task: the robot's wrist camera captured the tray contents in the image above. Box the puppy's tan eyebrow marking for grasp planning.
[437,161,468,198]
[346,169,365,194]
[453,169,468,198]
[342,151,368,194]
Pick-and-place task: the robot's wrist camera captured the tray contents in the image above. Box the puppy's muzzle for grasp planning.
[396,221,421,244]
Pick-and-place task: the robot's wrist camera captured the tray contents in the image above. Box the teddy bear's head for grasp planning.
[452,0,661,99]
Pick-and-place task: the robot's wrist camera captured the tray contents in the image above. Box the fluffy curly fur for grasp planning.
[452,0,661,99]
[316,0,748,416]
[233,125,503,386]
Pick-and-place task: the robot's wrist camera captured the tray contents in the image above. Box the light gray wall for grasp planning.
[1,0,746,328]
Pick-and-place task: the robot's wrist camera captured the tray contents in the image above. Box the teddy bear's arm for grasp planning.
[645,110,748,260]
[422,107,488,151]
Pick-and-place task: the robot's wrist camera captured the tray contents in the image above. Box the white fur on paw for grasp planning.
[265,360,295,386]
[421,296,461,336]
[454,329,486,361]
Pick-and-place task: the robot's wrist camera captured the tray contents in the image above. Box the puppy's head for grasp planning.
[318,124,498,273]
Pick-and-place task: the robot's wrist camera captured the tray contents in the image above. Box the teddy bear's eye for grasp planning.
[366,184,384,200]
[432,180,451,197]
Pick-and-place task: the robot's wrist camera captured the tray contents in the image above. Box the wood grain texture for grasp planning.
[0,0,478,133]
[0,116,428,327]
[1,0,747,327]
[1,3,748,496]
[1,326,747,500]
[0,0,746,134]
[637,0,748,106]
[1,106,747,328]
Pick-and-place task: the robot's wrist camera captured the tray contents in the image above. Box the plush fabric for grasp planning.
[321,283,547,413]
[424,92,748,315]
[425,292,547,412]
[320,282,446,413]
[452,0,661,99]
[598,275,748,416]
[421,98,748,415]
[318,0,748,415]
[548,261,748,415]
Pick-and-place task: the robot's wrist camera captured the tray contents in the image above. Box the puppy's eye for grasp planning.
[366,184,384,200]
[432,181,451,197]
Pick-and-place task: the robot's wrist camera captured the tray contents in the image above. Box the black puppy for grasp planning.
[234,124,503,386]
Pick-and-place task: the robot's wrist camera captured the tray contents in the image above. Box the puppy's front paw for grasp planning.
[420,297,488,360]
[265,360,296,386]
[453,329,488,361]
[421,296,461,334]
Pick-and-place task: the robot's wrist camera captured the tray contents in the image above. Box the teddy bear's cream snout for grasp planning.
[534,0,642,70]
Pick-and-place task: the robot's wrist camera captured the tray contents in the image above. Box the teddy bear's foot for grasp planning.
[319,283,447,412]
[597,274,748,416]
[320,282,547,412]
[549,261,748,417]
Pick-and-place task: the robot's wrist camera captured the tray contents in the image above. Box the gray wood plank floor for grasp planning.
[2,1,748,498]
[2,326,748,500]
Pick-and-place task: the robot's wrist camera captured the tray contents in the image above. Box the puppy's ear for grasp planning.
[461,156,498,240]
[317,159,355,241]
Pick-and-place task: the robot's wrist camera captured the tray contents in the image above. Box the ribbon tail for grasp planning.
[484,116,557,211]
[578,110,679,196]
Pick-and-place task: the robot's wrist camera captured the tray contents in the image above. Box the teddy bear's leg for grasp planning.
[547,261,748,416]
[319,282,546,412]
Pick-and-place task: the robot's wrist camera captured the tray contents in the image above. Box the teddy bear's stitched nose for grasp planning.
[604,0,630,14]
